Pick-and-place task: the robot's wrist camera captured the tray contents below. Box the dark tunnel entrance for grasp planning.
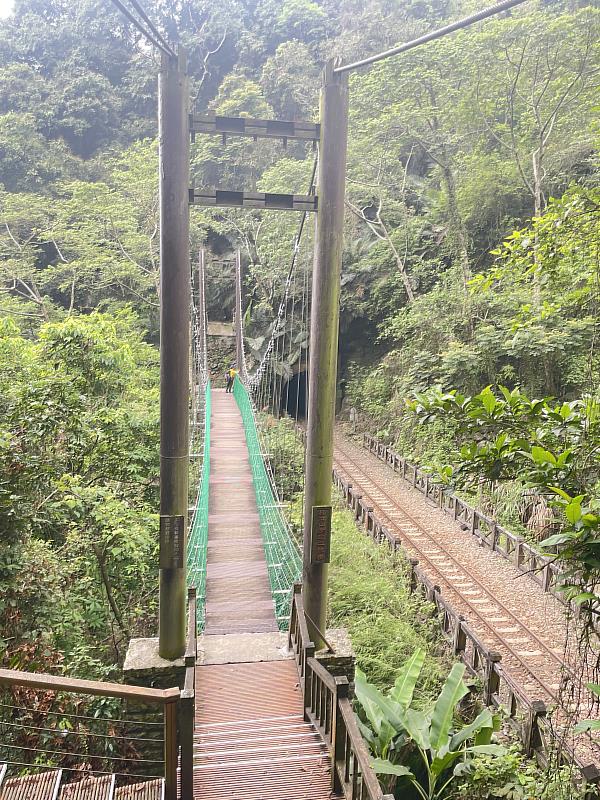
[280,371,307,419]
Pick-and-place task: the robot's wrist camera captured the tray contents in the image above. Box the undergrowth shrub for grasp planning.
[327,505,451,699]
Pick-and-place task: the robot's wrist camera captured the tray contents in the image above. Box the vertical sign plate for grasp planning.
[310,505,332,564]
[160,515,185,569]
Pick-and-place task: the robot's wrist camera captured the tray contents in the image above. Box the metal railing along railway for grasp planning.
[362,433,566,603]
[331,468,600,796]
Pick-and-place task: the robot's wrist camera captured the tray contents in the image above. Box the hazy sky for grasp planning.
[0,0,13,18]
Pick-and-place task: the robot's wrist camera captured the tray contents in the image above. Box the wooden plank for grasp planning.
[0,769,62,800]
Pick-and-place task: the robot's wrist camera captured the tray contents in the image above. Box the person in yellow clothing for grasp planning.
[225,366,237,393]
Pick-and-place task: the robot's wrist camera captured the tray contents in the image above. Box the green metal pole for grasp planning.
[302,59,349,645]
[158,48,190,660]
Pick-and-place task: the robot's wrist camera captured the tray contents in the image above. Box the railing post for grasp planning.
[453,615,467,656]
[514,535,524,568]
[332,676,349,794]
[409,558,419,593]
[180,672,195,800]
[484,651,501,705]
[164,699,179,800]
[304,647,316,720]
[524,700,546,757]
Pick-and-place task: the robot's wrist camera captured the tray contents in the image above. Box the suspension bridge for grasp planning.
[0,0,559,798]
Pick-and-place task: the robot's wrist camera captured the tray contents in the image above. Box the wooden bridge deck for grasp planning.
[204,389,277,635]
[194,388,337,799]
[193,660,334,800]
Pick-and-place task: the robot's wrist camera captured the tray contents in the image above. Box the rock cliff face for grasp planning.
[207,329,236,387]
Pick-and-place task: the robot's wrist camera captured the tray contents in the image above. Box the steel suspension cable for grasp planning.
[126,0,174,55]
[248,155,318,390]
[108,0,175,57]
[335,0,530,73]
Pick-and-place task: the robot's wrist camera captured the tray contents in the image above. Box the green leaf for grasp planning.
[550,486,573,501]
[478,387,496,414]
[565,501,582,525]
[370,758,414,777]
[355,669,404,732]
[575,719,600,733]
[390,647,425,709]
[530,446,556,465]
[539,533,574,548]
[429,663,468,752]
[450,708,494,750]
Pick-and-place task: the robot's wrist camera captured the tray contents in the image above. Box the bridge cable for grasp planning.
[126,0,174,56]
[108,0,176,57]
[335,0,530,74]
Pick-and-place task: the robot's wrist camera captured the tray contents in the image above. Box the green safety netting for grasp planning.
[233,378,302,629]
[187,381,211,631]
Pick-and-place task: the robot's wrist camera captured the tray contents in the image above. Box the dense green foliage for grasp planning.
[328,507,449,692]
[0,312,158,678]
[356,654,504,799]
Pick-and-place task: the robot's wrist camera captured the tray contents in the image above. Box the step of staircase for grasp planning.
[60,775,115,800]
[193,660,339,800]
[0,767,164,800]
[113,779,164,799]
[0,768,62,800]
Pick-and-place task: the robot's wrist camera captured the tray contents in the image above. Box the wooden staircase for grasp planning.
[0,766,164,800]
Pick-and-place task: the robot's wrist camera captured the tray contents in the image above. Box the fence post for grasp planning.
[581,764,600,800]
[542,563,552,592]
[179,675,195,800]
[409,558,419,593]
[514,536,524,568]
[484,652,502,705]
[453,615,467,656]
[304,647,316,721]
[524,700,546,757]
[332,676,349,794]
[164,700,179,800]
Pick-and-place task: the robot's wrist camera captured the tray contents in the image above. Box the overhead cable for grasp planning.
[335,0,530,74]
[109,0,176,57]
[249,155,318,389]
[127,0,175,56]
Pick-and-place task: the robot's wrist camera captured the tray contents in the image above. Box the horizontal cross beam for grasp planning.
[190,114,320,142]
[190,189,318,212]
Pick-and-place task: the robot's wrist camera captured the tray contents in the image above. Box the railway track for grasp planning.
[333,434,585,710]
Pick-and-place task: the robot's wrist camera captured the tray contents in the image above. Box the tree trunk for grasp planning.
[441,161,471,307]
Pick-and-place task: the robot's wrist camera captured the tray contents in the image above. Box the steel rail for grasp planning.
[333,439,569,702]
[335,0,530,73]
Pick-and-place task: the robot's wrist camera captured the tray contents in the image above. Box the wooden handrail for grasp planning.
[306,656,338,693]
[338,696,390,799]
[0,669,180,704]
[291,584,391,800]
